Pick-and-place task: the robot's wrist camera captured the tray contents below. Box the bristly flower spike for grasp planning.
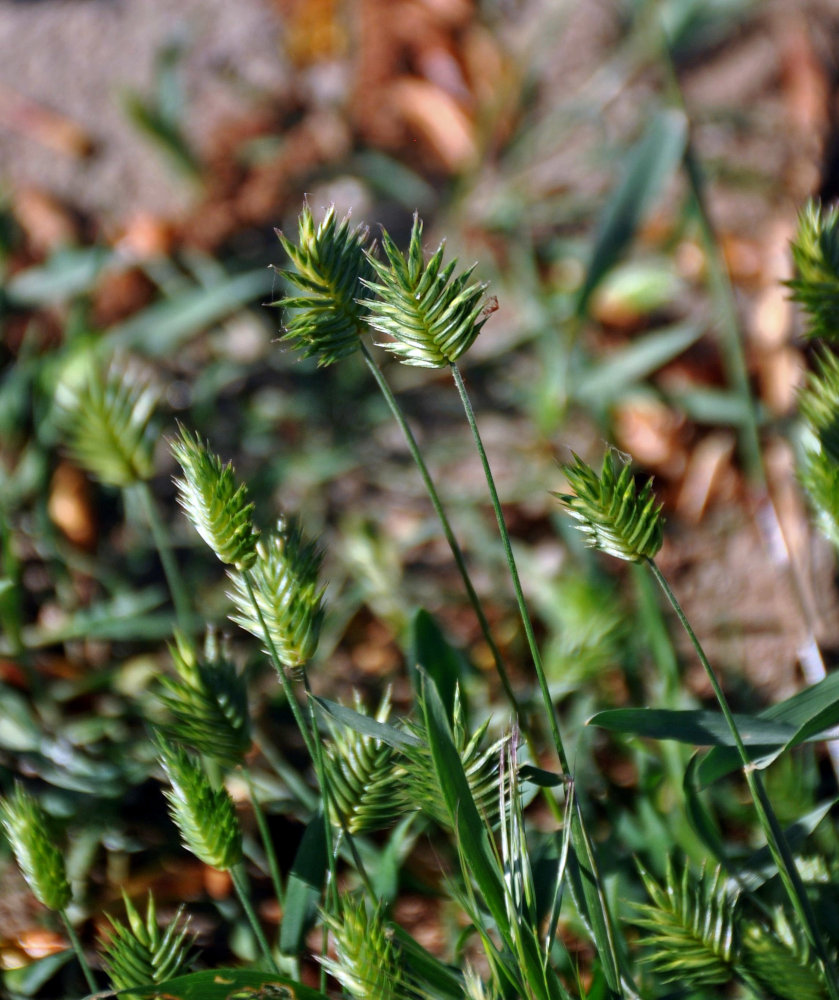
[798,347,839,466]
[0,785,71,912]
[155,737,243,871]
[275,203,376,366]
[319,896,408,1000]
[56,355,159,487]
[228,516,325,672]
[789,200,839,341]
[158,629,251,770]
[102,891,193,991]
[555,451,663,563]
[363,213,490,368]
[171,425,259,571]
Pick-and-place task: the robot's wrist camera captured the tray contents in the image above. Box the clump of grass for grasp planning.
[4,199,839,1000]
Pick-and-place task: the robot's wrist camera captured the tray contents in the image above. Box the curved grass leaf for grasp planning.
[101,967,329,1000]
[7,247,113,306]
[108,269,273,356]
[697,670,839,787]
[589,708,798,746]
[572,322,703,403]
[3,950,74,997]
[409,608,467,722]
[576,110,688,317]
[313,697,421,751]
[417,672,508,939]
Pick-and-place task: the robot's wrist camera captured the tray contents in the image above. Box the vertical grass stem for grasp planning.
[449,361,629,998]
[59,910,97,994]
[243,767,285,909]
[133,481,192,632]
[241,571,315,761]
[360,343,523,720]
[231,864,280,973]
[647,557,839,999]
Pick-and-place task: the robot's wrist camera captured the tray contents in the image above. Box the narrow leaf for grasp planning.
[7,247,113,306]
[314,697,422,751]
[734,798,839,892]
[108,270,273,356]
[589,707,798,746]
[518,764,567,788]
[418,672,510,940]
[107,967,329,1000]
[409,609,466,721]
[573,322,703,402]
[697,670,839,786]
[280,811,327,955]
[576,110,688,316]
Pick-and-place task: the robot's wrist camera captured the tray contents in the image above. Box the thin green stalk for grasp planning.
[656,46,763,486]
[243,767,285,909]
[660,39,836,775]
[133,481,192,631]
[234,581,345,934]
[59,909,97,994]
[302,683,340,913]
[0,509,41,696]
[241,572,315,761]
[449,362,564,766]
[361,345,563,822]
[231,863,280,973]
[360,343,522,718]
[647,558,839,1000]
[449,361,629,999]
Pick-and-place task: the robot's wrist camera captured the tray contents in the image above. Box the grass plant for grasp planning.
[4,198,839,1000]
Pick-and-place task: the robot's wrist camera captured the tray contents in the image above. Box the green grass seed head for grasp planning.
[171,425,259,570]
[363,213,490,368]
[555,451,663,563]
[0,785,71,912]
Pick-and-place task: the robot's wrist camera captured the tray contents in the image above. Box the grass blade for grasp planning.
[576,109,688,317]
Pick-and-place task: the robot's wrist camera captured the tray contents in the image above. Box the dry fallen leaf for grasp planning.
[48,461,96,551]
[12,187,79,254]
[0,82,94,158]
[390,76,476,171]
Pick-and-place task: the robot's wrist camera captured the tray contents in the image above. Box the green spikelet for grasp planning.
[799,349,839,465]
[320,897,407,1000]
[227,517,325,671]
[171,425,259,570]
[363,214,489,368]
[555,451,663,563]
[57,355,158,487]
[156,737,243,871]
[275,204,375,366]
[404,688,506,829]
[0,785,71,912]
[741,915,828,1000]
[799,450,839,548]
[101,891,193,991]
[324,690,401,835]
[789,201,839,341]
[633,860,736,989]
[158,630,251,770]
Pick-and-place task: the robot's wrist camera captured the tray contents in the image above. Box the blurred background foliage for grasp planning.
[3,0,839,994]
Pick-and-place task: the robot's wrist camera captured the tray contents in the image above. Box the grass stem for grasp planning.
[648,558,839,999]
[60,910,97,994]
[449,361,629,998]
[133,481,192,632]
[242,572,315,761]
[360,343,523,720]
[231,864,280,973]
[449,362,564,767]
[243,767,285,909]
